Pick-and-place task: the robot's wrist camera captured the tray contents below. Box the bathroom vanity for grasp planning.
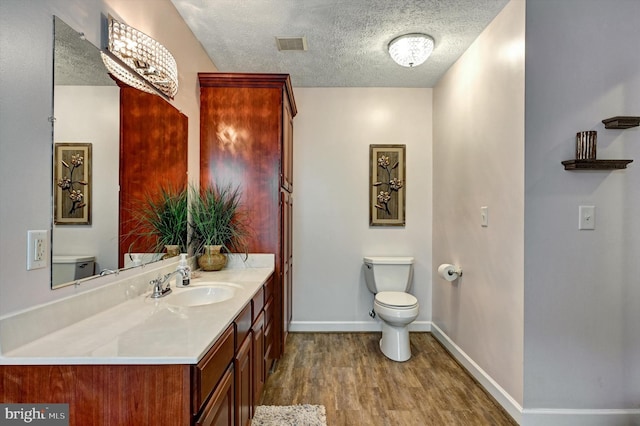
[0,258,275,426]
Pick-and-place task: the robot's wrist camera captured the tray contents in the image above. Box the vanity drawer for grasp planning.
[264,275,274,304]
[192,324,234,415]
[252,287,264,321]
[235,303,252,349]
[263,298,273,328]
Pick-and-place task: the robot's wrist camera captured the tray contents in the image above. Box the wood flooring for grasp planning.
[259,333,517,426]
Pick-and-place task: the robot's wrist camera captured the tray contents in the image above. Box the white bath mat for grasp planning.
[252,404,327,426]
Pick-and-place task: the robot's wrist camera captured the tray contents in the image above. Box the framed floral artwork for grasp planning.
[54,143,92,225]
[369,144,406,226]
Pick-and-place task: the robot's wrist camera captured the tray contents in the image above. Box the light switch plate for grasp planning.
[27,230,48,270]
[579,205,595,230]
[480,206,489,227]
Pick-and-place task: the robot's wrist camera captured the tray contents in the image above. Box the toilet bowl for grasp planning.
[364,256,419,362]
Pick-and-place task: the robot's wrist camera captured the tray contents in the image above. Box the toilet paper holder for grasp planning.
[437,264,463,281]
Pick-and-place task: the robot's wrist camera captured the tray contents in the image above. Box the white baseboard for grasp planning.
[431,324,640,426]
[521,409,640,426]
[289,320,432,333]
[430,323,524,423]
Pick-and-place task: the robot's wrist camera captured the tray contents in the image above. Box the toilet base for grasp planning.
[379,322,411,362]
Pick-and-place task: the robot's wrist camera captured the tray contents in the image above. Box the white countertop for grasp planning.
[0,267,273,365]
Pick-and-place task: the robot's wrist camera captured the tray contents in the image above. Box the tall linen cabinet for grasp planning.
[199,73,296,373]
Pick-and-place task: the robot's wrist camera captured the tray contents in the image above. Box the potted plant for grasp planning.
[189,183,250,271]
[125,185,188,259]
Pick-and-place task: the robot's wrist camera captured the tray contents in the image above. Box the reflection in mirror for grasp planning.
[53,16,120,288]
[52,17,188,289]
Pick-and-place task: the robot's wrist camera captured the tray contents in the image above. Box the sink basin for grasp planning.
[168,283,239,307]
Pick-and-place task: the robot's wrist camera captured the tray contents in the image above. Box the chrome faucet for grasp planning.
[148,270,184,298]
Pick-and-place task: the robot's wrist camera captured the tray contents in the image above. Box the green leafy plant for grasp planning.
[189,183,250,257]
[126,185,188,254]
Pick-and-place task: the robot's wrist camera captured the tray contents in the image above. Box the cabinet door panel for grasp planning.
[196,366,234,426]
[252,310,265,407]
[235,333,253,426]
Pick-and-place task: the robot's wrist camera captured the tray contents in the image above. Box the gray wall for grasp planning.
[0,0,215,316]
[433,0,525,408]
[524,0,640,415]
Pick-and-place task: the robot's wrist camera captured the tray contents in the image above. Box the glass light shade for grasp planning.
[388,34,434,68]
[104,16,178,99]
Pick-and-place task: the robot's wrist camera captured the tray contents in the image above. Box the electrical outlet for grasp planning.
[27,230,48,270]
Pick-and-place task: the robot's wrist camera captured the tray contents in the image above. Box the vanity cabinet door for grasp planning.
[234,332,253,426]
[252,310,265,407]
[196,365,234,426]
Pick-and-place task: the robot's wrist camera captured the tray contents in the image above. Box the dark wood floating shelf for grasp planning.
[562,159,633,170]
[601,116,640,129]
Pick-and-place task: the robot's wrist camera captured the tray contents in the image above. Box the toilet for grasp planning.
[52,255,95,286]
[364,256,419,362]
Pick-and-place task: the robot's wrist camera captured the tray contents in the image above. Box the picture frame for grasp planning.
[369,144,406,226]
[54,143,92,225]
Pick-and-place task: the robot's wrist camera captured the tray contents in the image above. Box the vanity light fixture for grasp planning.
[101,15,178,99]
[388,33,434,68]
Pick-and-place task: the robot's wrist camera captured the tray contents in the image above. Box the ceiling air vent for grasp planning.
[275,36,308,51]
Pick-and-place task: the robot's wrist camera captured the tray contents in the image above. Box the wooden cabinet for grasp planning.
[195,365,234,426]
[0,276,275,426]
[193,325,235,417]
[263,275,276,374]
[234,332,253,426]
[199,73,297,364]
[252,310,265,407]
[281,190,293,344]
[118,86,188,268]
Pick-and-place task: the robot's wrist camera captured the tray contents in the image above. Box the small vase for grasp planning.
[162,244,180,259]
[198,245,227,271]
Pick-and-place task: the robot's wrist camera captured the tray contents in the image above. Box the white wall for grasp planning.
[0,0,215,316]
[291,88,432,331]
[432,0,525,410]
[523,0,640,420]
[53,85,120,274]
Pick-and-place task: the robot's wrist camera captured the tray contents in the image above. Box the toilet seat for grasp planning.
[375,291,418,309]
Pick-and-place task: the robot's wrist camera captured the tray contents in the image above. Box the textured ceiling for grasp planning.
[171,0,509,87]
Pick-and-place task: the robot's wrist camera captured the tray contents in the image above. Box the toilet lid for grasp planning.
[375,291,418,308]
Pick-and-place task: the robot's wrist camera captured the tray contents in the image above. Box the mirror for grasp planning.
[52,16,188,289]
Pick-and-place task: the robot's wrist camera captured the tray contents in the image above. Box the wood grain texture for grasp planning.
[199,73,296,365]
[0,364,191,425]
[118,87,188,267]
[260,333,518,426]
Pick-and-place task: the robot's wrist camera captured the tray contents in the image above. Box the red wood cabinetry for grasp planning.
[118,86,188,267]
[199,73,297,364]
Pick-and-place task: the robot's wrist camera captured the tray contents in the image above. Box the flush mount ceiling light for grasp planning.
[388,33,435,68]
[101,15,178,99]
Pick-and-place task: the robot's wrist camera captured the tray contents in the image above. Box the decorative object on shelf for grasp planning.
[101,15,178,100]
[388,33,434,67]
[189,183,250,271]
[601,116,640,129]
[576,130,597,160]
[124,185,188,256]
[563,118,635,170]
[54,143,91,225]
[561,159,633,170]
[370,144,406,226]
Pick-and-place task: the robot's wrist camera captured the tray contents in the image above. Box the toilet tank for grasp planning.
[363,256,414,293]
[52,255,95,286]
